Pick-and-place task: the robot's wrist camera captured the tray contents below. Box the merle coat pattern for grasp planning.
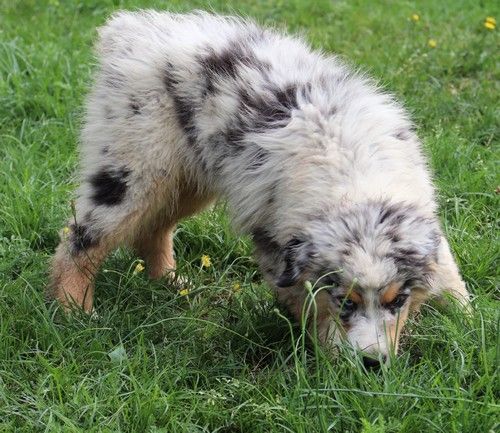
[49,11,470,364]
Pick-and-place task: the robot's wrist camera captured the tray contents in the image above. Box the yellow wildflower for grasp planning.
[411,14,420,22]
[232,282,241,292]
[428,39,437,48]
[133,261,145,275]
[484,17,496,30]
[178,288,190,297]
[62,226,70,236]
[201,254,212,268]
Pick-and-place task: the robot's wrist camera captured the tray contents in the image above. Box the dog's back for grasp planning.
[85,11,434,237]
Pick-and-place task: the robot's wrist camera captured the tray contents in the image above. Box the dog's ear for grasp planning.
[276,237,315,288]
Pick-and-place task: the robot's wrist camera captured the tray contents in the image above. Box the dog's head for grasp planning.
[256,201,441,366]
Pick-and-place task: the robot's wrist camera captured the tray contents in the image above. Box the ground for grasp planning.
[0,0,498,432]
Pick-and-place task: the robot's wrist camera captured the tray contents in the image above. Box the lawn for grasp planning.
[0,0,498,432]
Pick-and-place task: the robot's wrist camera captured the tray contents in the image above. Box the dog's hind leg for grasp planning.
[132,184,216,280]
[48,168,167,312]
[133,224,177,280]
[49,227,115,313]
[49,203,154,313]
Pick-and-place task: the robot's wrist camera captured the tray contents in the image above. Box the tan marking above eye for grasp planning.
[346,289,362,304]
[380,282,403,304]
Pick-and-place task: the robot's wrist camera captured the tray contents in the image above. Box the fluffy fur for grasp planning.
[49,11,470,365]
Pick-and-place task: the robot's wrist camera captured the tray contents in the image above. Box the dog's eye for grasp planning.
[386,293,409,310]
[337,297,357,318]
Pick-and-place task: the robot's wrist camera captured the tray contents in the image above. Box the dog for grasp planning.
[49,11,470,366]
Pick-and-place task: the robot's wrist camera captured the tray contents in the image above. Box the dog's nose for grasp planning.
[362,355,386,369]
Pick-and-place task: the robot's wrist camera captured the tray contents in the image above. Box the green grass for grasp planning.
[1,0,499,431]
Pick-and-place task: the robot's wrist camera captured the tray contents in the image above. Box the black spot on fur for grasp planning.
[252,228,281,254]
[377,203,440,275]
[129,97,141,115]
[277,237,315,288]
[70,223,96,252]
[163,63,198,147]
[377,203,411,232]
[163,56,293,173]
[220,83,299,154]
[275,85,299,112]
[389,247,428,271]
[224,124,246,147]
[388,232,439,279]
[379,204,398,224]
[239,84,298,131]
[339,217,362,245]
[171,93,196,140]
[163,63,211,172]
[247,147,270,171]
[90,167,130,206]
[199,39,270,95]
[220,114,250,151]
[201,47,245,79]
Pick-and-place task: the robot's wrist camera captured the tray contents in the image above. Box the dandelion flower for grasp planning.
[62,226,70,236]
[179,288,190,297]
[232,282,241,292]
[484,17,496,30]
[133,262,145,275]
[201,254,212,268]
[428,39,437,48]
[411,14,420,22]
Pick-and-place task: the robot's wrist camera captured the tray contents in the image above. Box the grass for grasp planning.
[0,0,498,431]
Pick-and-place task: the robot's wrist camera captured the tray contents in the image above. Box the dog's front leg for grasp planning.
[431,236,472,312]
